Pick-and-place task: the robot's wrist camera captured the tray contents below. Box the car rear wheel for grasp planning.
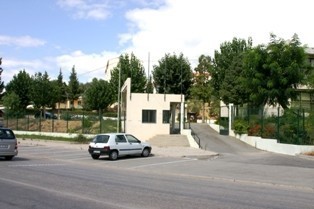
[5,156,14,160]
[91,154,100,159]
[109,150,118,161]
[141,148,150,157]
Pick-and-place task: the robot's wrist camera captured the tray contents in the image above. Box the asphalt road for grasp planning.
[0,125,313,209]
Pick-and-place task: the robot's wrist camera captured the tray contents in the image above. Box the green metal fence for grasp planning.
[2,110,118,134]
[232,106,314,145]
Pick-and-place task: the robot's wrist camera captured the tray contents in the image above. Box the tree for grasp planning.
[110,53,147,102]
[68,65,81,109]
[243,34,308,109]
[152,53,192,96]
[83,78,114,113]
[5,70,33,109]
[189,55,213,122]
[2,92,20,116]
[30,71,54,110]
[210,37,252,106]
[146,75,154,93]
[54,69,68,109]
[0,58,5,99]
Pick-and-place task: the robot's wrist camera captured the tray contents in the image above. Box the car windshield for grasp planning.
[93,135,110,143]
[0,129,15,139]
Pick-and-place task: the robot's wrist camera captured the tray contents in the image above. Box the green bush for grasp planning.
[233,119,249,135]
[74,134,91,143]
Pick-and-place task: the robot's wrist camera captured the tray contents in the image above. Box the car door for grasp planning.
[125,134,143,155]
[115,134,131,156]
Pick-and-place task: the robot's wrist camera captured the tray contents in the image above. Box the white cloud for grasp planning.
[56,50,120,83]
[2,51,120,85]
[0,35,45,47]
[120,0,314,67]
[57,0,111,20]
[1,58,44,85]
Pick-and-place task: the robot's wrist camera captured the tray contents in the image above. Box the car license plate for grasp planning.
[0,144,8,149]
[93,150,100,154]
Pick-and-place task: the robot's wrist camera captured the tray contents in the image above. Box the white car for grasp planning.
[0,128,18,160]
[88,133,152,160]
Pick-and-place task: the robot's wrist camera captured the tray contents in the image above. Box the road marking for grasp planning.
[8,163,66,167]
[130,158,196,169]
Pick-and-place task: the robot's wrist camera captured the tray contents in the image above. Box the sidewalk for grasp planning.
[18,136,217,158]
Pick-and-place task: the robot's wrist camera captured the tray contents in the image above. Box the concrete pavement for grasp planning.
[17,133,217,158]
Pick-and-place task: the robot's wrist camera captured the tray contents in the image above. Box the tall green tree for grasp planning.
[146,75,154,93]
[243,34,308,109]
[55,69,68,107]
[68,65,81,108]
[2,92,20,115]
[189,55,213,122]
[152,53,192,96]
[5,70,33,109]
[110,53,147,102]
[210,37,252,105]
[30,71,55,110]
[83,78,114,113]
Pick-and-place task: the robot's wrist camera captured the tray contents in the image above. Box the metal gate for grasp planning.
[219,105,229,135]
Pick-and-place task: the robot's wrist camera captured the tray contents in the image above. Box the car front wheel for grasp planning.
[141,148,150,157]
[109,151,118,161]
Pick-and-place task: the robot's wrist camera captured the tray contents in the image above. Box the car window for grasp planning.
[0,129,15,139]
[126,135,140,143]
[115,135,127,143]
[93,135,109,143]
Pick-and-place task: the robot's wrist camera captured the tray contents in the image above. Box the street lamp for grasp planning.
[117,63,121,133]
[105,57,120,133]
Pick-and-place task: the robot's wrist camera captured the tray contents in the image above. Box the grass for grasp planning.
[16,134,93,144]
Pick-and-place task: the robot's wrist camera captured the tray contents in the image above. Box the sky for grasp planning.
[1,0,314,85]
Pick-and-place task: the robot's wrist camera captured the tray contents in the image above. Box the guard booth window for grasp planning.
[162,110,170,124]
[142,110,156,123]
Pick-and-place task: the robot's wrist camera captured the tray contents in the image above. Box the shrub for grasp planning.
[248,123,261,136]
[74,134,90,143]
[233,119,249,135]
[261,123,276,139]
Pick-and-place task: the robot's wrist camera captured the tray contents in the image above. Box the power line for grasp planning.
[78,66,105,76]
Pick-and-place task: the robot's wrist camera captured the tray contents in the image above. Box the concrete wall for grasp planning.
[14,131,95,139]
[209,123,314,156]
[125,93,182,140]
[121,78,184,140]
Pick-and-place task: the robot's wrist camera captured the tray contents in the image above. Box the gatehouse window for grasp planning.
[142,110,156,123]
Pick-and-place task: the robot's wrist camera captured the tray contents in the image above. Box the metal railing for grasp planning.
[2,110,117,134]
[232,106,314,145]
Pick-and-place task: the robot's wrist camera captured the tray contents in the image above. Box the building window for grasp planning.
[142,110,156,123]
[162,110,170,123]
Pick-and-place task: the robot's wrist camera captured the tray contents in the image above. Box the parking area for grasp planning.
[5,138,216,170]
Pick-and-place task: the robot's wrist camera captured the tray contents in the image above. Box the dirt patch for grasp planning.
[304,151,314,156]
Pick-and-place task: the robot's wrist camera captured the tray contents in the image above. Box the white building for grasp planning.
[120,78,185,140]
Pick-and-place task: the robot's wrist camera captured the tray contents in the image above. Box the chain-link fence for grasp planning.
[1,110,118,134]
[232,105,314,145]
